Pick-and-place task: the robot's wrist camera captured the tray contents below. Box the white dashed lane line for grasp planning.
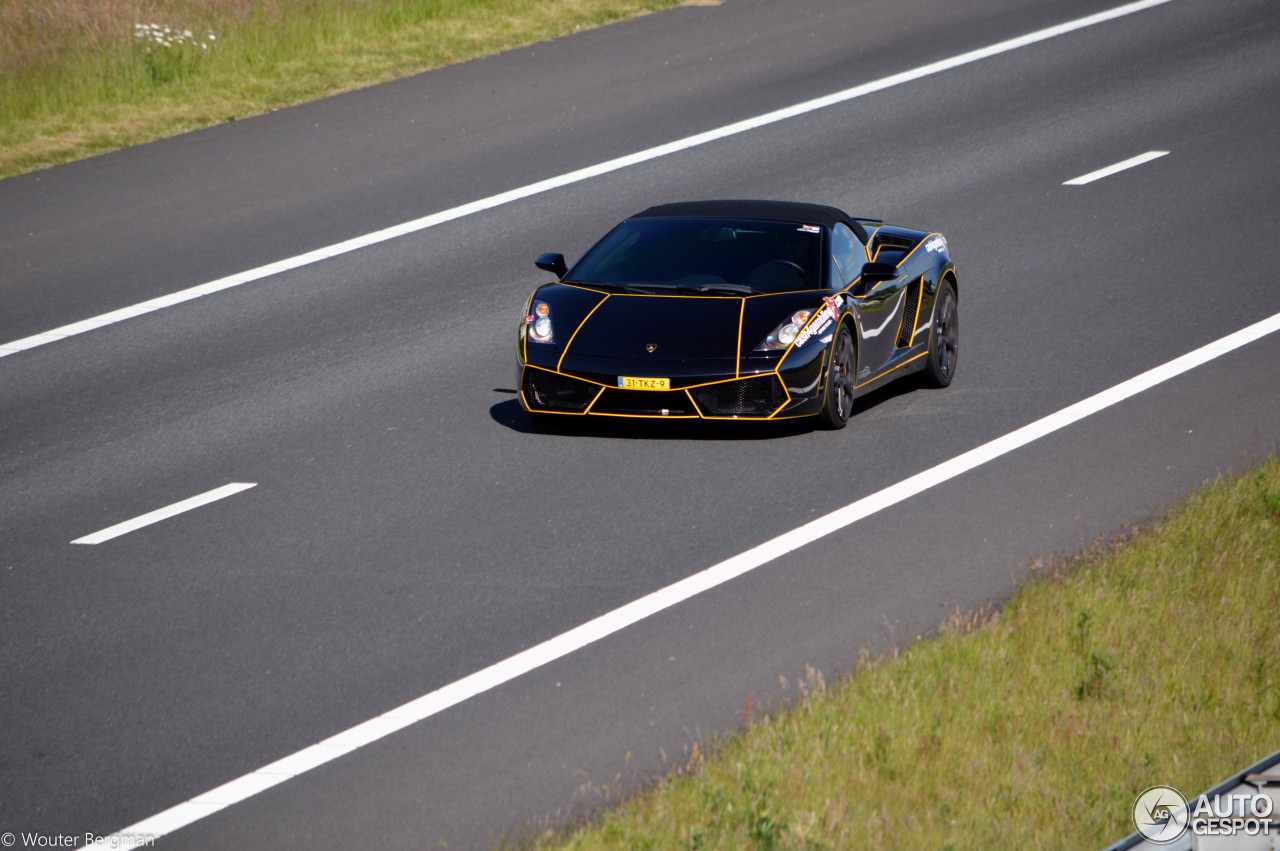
[1064,150,1170,185]
[0,0,1175,360]
[70,483,257,545]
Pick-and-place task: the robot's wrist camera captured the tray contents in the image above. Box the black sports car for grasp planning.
[516,200,957,429]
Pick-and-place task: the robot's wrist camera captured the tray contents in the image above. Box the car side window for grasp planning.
[830,222,868,286]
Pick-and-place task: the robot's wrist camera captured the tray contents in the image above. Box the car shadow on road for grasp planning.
[489,378,928,441]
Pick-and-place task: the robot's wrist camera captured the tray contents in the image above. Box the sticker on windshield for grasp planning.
[797,225,821,233]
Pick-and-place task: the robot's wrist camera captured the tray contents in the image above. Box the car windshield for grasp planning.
[567,217,825,294]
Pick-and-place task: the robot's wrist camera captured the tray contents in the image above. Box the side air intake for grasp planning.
[896,278,923,349]
[873,233,917,254]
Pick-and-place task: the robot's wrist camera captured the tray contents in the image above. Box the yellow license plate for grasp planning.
[619,376,670,391]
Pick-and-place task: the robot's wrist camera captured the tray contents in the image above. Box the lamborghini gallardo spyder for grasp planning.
[516,200,957,429]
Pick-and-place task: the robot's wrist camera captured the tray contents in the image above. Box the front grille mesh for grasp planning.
[690,375,787,417]
[523,369,597,412]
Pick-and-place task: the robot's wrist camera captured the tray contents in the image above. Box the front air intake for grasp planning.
[591,389,696,416]
[523,369,598,412]
[690,375,787,417]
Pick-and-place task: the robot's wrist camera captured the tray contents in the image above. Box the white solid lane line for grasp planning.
[103,308,1280,844]
[70,483,257,545]
[0,0,1177,360]
[1064,150,1169,185]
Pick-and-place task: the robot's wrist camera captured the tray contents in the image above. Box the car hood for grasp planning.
[523,285,837,377]
[563,294,743,361]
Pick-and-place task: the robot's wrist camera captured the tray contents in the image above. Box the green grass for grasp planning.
[530,457,1280,850]
[0,0,688,179]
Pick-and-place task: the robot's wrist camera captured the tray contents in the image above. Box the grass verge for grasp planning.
[532,457,1280,850]
[0,0,685,179]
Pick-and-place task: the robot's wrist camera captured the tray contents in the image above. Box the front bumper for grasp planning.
[517,353,827,420]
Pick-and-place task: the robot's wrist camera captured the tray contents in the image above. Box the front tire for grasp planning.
[922,281,958,388]
[819,323,856,430]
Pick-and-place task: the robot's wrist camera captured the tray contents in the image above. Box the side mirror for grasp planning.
[860,262,899,283]
[535,252,568,279]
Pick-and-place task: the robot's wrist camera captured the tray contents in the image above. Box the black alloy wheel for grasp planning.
[922,281,958,388]
[819,323,856,429]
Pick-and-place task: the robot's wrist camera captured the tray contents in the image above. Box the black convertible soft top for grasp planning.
[632,200,869,243]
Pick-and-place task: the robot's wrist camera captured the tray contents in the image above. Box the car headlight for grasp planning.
[754,296,840,352]
[524,300,554,343]
[755,310,812,351]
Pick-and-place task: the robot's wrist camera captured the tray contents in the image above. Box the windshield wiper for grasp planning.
[568,280,642,294]
[695,283,757,295]
[627,283,682,293]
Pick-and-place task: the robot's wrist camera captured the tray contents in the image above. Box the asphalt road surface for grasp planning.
[2,0,1278,847]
